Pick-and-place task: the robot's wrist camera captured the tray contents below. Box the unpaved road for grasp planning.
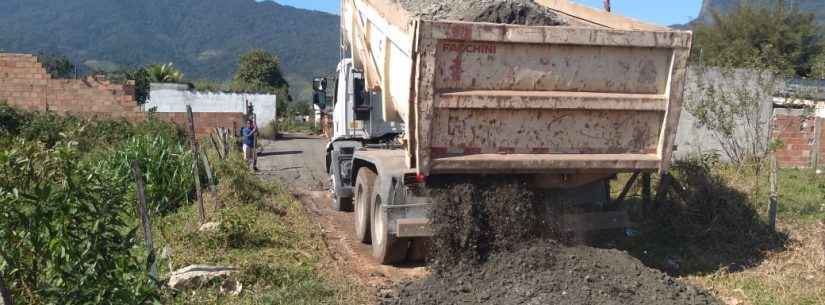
[256,133,428,297]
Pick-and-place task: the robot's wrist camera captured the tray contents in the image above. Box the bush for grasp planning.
[0,139,158,305]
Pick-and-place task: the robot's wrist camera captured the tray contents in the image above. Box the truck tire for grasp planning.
[354,168,376,243]
[371,193,409,265]
[331,174,353,211]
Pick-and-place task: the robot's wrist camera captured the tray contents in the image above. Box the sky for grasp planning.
[273,0,704,26]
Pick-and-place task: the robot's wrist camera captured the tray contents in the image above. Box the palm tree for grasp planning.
[145,63,184,83]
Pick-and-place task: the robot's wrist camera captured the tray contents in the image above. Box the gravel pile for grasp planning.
[383,241,721,305]
[396,0,569,26]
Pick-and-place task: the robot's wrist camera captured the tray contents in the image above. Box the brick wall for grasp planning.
[1,53,244,138]
[153,112,245,138]
[773,114,819,168]
[0,53,143,121]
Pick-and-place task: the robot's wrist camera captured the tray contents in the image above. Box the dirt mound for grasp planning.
[396,0,569,26]
[383,241,721,305]
[384,180,721,305]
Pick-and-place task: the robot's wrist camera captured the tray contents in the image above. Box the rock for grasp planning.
[220,279,243,296]
[168,265,237,290]
[199,222,221,232]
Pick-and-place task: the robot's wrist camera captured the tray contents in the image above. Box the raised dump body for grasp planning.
[340,0,692,178]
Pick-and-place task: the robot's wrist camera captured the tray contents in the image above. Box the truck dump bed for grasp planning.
[341,0,692,176]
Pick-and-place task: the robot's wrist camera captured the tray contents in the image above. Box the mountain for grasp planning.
[0,0,340,100]
[696,0,825,24]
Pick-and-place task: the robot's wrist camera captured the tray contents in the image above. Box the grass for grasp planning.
[276,120,321,135]
[609,160,825,305]
[154,155,368,305]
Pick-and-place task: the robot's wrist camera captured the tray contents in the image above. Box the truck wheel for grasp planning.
[371,194,409,264]
[331,174,352,211]
[354,168,376,243]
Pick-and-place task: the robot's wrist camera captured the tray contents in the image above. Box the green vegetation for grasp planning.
[692,1,824,78]
[37,52,75,79]
[146,63,185,83]
[0,103,363,304]
[0,103,188,304]
[158,154,365,304]
[697,0,825,25]
[610,156,825,305]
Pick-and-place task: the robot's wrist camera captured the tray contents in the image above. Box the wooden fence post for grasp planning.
[209,132,224,160]
[612,172,639,205]
[186,105,206,224]
[811,118,823,169]
[769,153,779,231]
[200,151,222,209]
[131,160,158,279]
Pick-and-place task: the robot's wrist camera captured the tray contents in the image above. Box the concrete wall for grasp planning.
[144,83,277,127]
[674,68,775,161]
[0,53,143,121]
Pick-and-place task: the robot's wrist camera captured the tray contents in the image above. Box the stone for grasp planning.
[199,221,221,232]
[168,265,237,290]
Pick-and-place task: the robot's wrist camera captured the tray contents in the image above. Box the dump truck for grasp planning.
[315,0,693,264]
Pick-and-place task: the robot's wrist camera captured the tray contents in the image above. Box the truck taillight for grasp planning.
[404,173,426,186]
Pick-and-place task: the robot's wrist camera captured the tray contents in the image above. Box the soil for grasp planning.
[396,0,569,26]
[382,180,722,305]
[383,241,721,305]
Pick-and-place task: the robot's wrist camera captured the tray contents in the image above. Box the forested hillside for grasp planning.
[697,0,825,23]
[0,0,339,98]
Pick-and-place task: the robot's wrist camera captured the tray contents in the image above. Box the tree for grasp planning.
[692,0,824,78]
[287,101,313,117]
[37,53,75,79]
[145,63,184,83]
[232,49,289,93]
[232,49,292,114]
[126,68,151,105]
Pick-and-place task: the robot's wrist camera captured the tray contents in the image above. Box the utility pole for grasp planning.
[603,0,611,12]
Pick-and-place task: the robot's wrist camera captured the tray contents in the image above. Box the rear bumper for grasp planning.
[385,203,432,238]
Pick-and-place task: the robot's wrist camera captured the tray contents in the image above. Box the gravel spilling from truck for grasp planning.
[382,180,722,305]
[396,0,569,26]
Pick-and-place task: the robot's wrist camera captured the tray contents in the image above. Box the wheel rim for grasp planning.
[356,183,365,229]
[373,197,385,248]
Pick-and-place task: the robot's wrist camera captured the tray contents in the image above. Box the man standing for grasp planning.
[241,119,258,171]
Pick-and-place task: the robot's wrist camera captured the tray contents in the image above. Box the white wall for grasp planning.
[144,83,277,127]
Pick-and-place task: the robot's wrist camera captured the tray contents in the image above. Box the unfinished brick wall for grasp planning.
[1,53,245,138]
[772,114,819,168]
[153,112,245,138]
[0,53,143,121]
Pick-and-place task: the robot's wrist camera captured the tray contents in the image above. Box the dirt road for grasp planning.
[256,133,428,297]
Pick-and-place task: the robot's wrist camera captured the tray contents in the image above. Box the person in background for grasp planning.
[241,119,258,171]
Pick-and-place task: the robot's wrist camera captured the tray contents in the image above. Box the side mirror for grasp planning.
[312,77,328,109]
[351,70,370,121]
[313,77,327,93]
[313,92,327,109]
